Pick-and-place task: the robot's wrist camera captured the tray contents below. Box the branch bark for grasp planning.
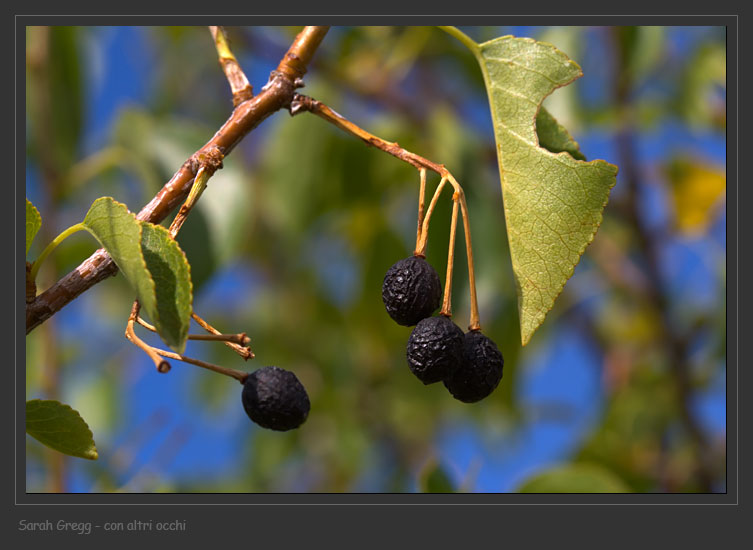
[26,25,329,334]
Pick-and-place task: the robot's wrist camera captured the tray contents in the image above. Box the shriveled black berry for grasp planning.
[406,315,464,384]
[444,330,504,403]
[242,366,310,431]
[382,256,442,326]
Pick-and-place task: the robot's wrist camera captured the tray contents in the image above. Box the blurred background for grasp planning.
[24,25,726,493]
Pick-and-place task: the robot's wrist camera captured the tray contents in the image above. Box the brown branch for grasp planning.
[209,26,254,106]
[26,26,329,334]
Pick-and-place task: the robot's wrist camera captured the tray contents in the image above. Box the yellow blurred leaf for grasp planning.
[667,158,726,235]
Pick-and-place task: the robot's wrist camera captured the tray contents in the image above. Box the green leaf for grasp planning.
[26,399,98,460]
[140,222,192,353]
[81,197,191,353]
[26,198,42,256]
[536,107,586,161]
[516,463,631,493]
[447,29,618,345]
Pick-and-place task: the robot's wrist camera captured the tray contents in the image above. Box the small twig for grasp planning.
[191,311,254,360]
[440,193,460,317]
[150,347,249,384]
[168,147,224,239]
[415,176,448,257]
[127,304,248,383]
[136,316,250,346]
[209,26,253,106]
[415,167,427,254]
[125,302,171,373]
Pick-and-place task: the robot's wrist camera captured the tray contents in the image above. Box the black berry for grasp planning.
[241,366,310,431]
[382,256,442,326]
[444,330,504,403]
[406,315,464,384]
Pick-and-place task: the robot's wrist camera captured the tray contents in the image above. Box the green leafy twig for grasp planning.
[26,26,330,334]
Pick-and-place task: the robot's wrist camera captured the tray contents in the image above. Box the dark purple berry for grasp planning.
[242,366,310,431]
[382,256,442,326]
[406,315,464,384]
[444,330,504,403]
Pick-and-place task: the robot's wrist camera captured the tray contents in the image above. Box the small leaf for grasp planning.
[140,222,193,353]
[26,198,42,256]
[81,197,191,352]
[26,399,98,460]
[473,34,618,345]
[81,196,156,325]
[536,107,586,161]
[516,463,631,493]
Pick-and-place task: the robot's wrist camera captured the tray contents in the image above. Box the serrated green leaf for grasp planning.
[140,222,192,353]
[471,34,618,345]
[80,197,192,353]
[81,196,157,324]
[26,198,42,256]
[516,463,631,493]
[536,107,586,161]
[26,399,98,460]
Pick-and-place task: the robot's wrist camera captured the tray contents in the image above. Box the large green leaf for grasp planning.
[26,198,41,256]
[443,29,618,345]
[81,197,191,353]
[140,222,192,353]
[516,463,631,493]
[26,399,98,460]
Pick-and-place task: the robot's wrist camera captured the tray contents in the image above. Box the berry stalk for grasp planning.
[440,193,460,317]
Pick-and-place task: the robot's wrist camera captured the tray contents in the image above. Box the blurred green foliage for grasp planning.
[25,25,726,494]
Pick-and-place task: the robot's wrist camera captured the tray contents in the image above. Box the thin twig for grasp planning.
[125,302,171,373]
[209,26,253,106]
[415,167,427,253]
[440,193,460,317]
[416,176,448,256]
[136,316,250,346]
[27,26,330,333]
[150,347,249,384]
[191,311,254,360]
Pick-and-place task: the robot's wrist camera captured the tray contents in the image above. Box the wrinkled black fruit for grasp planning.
[242,366,310,431]
[382,256,442,326]
[444,330,504,403]
[406,315,464,384]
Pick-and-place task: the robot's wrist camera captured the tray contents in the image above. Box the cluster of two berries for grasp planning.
[383,255,504,402]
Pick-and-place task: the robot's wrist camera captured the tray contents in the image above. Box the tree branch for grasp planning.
[26,25,329,334]
[209,26,254,106]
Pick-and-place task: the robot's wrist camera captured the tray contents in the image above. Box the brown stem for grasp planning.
[209,26,254,106]
[150,347,249,384]
[191,311,254,360]
[136,316,250,346]
[26,26,330,334]
[415,168,427,253]
[440,194,460,317]
[291,93,482,330]
[125,302,171,373]
[415,177,448,257]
